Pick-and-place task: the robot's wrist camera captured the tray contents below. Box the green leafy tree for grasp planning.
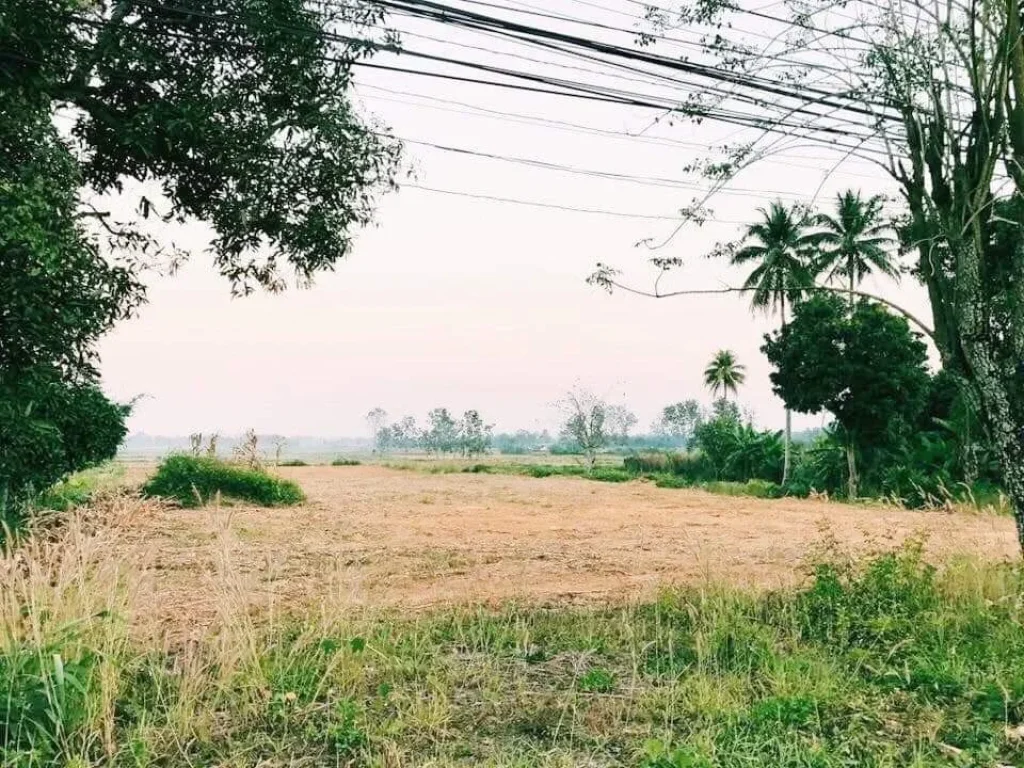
[815,191,899,308]
[2,0,401,293]
[731,201,817,485]
[1,0,401,514]
[423,409,459,456]
[703,350,746,402]
[762,296,930,498]
[459,410,493,457]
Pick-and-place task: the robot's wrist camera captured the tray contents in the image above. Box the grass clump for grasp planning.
[330,458,361,467]
[277,459,309,467]
[143,455,305,508]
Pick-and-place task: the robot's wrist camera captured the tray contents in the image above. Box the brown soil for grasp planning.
[118,465,1018,636]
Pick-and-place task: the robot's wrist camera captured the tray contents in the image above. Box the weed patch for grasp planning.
[143,455,305,508]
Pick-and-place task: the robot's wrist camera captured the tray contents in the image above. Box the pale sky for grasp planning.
[96,0,932,437]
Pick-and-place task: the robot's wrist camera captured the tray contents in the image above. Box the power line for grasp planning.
[372,0,896,119]
[396,135,880,201]
[404,182,727,221]
[90,0,898,160]
[361,86,887,181]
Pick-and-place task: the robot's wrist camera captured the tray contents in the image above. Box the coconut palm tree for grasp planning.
[731,201,818,485]
[815,190,898,307]
[703,350,746,402]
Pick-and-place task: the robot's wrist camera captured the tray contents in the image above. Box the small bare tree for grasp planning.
[206,433,219,458]
[366,407,389,453]
[558,386,607,473]
[233,429,263,470]
[604,404,638,444]
[189,432,203,457]
[271,436,287,466]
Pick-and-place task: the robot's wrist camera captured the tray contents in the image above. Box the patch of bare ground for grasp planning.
[105,465,1020,639]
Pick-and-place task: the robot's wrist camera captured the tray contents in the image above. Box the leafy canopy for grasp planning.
[2,0,402,294]
[762,296,930,444]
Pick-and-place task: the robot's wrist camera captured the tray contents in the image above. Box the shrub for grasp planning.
[143,455,305,508]
[692,415,784,483]
[589,467,632,483]
[331,458,361,467]
[652,474,692,489]
[624,453,673,474]
[278,459,309,467]
[1,367,128,529]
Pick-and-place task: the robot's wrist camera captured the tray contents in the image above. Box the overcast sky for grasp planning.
[96,0,930,437]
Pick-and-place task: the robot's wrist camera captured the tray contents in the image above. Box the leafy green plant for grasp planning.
[0,636,98,764]
[1,368,129,530]
[143,455,305,508]
[578,668,615,693]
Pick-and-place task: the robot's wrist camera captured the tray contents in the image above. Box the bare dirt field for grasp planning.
[110,464,1020,638]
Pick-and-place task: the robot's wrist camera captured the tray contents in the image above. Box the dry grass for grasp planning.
[2,474,1023,767]
[108,464,1020,639]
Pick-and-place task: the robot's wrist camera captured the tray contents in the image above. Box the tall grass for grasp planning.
[1,497,1022,766]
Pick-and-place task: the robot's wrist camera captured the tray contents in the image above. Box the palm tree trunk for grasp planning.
[783,409,792,485]
[781,291,791,486]
[848,259,856,311]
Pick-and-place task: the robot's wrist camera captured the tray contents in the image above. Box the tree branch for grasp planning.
[595,274,936,341]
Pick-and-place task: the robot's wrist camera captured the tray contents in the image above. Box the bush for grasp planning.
[143,455,305,508]
[589,467,632,483]
[331,458,361,467]
[701,479,783,498]
[1,367,128,529]
[692,415,783,483]
[278,459,309,467]
[624,453,673,474]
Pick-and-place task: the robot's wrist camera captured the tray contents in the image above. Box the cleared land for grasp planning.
[116,464,1018,638]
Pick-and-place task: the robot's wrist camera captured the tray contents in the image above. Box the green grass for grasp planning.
[31,463,126,513]
[142,455,305,508]
[4,543,1024,766]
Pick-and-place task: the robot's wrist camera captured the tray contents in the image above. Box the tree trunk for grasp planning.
[846,441,858,499]
[1002,442,1024,554]
[783,408,792,486]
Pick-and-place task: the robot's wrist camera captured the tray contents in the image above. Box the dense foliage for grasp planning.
[143,455,305,507]
[763,296,930,497]
[0,369,128,526]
